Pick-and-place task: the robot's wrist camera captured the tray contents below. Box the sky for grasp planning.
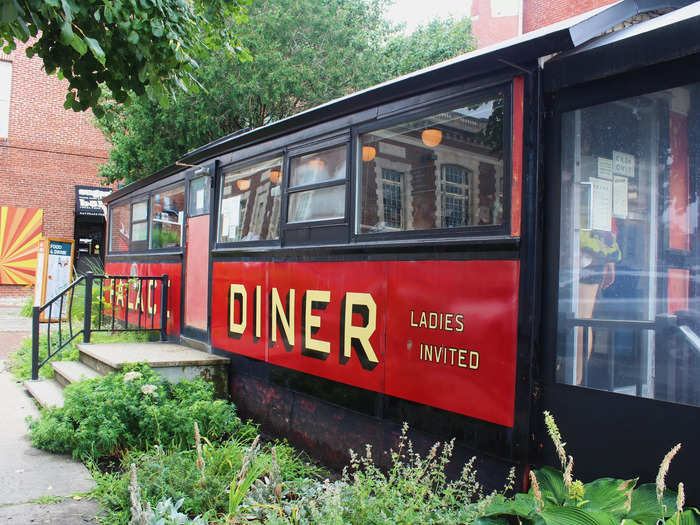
[385,0,472,33]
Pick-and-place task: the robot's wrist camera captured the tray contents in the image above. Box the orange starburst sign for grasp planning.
[0,206,43,285]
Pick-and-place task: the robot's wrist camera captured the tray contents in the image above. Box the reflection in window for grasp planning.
[557,83,700,407]
[357,91,504,234]
[288,145,346,223]
[151,185,184,249]
[188,176,210,216]
[109,202,130,252]
[219,157,282,242]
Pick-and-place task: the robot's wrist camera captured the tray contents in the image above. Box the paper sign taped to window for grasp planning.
[613,151,635,178]
[590,177,612,231]
[613,176,628,218]
[597,157,613,180]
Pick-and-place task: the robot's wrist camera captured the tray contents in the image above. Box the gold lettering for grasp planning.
[342,292,378,366]
[410,310,418,327]
[429,312,438,329]
[469,351,479,369]
[458,349,467,368]
[444,313,453,331]
[304,290,330,355]
[271,287,295,347]
[229,284,247,335]
[116,280,125,308]
[254,285,262,339]
[424,343,432,361]
[419,311,427,328]
[455,314,464,332]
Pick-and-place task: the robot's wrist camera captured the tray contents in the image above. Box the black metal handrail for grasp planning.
[31,272,168,380]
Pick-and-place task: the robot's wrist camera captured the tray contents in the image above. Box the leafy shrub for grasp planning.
[94,433,321,524]
[28,364,250,461]
[481,412,700,525]
[238,423,513,525]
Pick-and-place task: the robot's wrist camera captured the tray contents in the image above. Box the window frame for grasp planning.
[187,173,211,218]
[149,181,186,251]
[284,136,350,224]
[352,85,512,242]
[108,200,131,253]
[129,198,150,252]
[216,150,286,249]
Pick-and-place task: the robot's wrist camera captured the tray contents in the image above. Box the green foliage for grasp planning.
[98,1,475,184]
[481,413,700,525]
[235,423,513,524]
[20,293,33,316]
[28,364,248,461]
[377,16,476,80]
[0,0,250,115]
[93,437,320,524]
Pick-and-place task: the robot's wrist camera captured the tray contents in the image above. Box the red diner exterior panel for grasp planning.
[211,259,519,428]
[104,261,182,336]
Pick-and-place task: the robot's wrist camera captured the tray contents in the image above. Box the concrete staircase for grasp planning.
[24,342,229,409]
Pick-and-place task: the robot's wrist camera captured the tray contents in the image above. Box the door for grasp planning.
[183,174,211,337]
[541,79,700,490]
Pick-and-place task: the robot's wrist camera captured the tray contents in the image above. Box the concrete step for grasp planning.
[52,361,102,388]
[24,379,64,409]
[77,342,229,395]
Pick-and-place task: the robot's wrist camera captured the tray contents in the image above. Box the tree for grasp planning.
[376,16,476,81]
[99,2,475,184]
[0,0,250,116]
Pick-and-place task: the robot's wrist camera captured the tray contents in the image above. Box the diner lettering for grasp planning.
[228,283,378,370]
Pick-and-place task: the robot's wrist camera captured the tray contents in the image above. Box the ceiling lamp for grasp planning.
[421,128,443,148]
[269,169,282,184]
[362,146,376,162]
[308,158,325,169]
[236,178,251,191]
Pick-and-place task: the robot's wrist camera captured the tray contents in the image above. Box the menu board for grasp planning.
[35,238,75,322]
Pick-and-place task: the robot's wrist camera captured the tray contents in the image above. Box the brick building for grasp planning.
[0,39,111,299]
[471,0,618,48]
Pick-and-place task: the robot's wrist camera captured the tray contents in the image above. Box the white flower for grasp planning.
[141,384,157,395]
[123,371,142,383]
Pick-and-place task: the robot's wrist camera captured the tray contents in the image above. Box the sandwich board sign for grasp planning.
[34,238,75,322]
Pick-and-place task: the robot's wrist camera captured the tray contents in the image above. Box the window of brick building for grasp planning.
[0,61,12,138]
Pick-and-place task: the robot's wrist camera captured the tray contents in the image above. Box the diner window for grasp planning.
[109,202,130,252]
[188,175,210,216]
[219,156,283,243]
[288,145,347,223]
[357,90,505,234]
[131,201,148,251]
[151,185,185,249]
[556,82,700,407]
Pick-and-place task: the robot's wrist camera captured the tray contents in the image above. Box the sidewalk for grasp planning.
[0,301,99,524]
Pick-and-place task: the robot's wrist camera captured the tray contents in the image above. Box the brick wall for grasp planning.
[471,0,520,48]
[0,40,111,298]
[522,0,618,33]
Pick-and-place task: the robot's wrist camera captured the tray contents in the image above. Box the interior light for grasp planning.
[236,178,251,191]
[421,128,443,148]
[269,169,282,184]
[362,146,376,162]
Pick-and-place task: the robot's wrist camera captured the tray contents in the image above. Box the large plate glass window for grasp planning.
[109,202,130,252]
[150,185,185,249]
[557,82,700,406]
[288,145,347,223]
[219,156,283,243]
[357,90,505,234]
